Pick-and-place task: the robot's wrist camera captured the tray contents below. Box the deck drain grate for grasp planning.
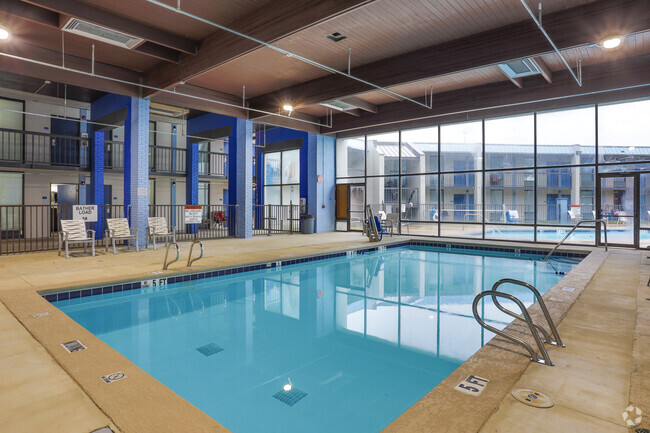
[634,428,649,433]
[61,340,86,353]
[511,388,554,408]
[273,388,308,406]
[196,343,223,357]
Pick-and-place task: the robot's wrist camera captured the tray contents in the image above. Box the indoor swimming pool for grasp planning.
[53,245,580,433]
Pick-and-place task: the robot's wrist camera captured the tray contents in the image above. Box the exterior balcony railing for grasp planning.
[0,127,89,169]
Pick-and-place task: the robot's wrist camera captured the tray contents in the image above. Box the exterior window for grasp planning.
[264,149,300,205]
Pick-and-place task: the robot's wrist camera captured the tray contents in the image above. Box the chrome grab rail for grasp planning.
[365,205,380,242]
[187,240,204,267]
[163,242,180,270]
[491,279,564,347]
[544,219,608,261]
[472,291,554,366]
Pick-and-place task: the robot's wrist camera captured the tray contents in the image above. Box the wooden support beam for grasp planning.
[249,0,650,113]
[144,0,375,94]
[0,42,140,96]
[531,57,553,83]
[326,55,650,135]
[23,0,197,54]
[498,67,524,88]
[0,0,59,26]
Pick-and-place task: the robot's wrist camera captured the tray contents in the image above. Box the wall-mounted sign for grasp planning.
[184,205,203,224]
[73,205,98,222]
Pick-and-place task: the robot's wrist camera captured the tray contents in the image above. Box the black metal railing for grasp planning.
[252,204,300,236]
[0,204,130,255]
[149,146,187,175]
[148,204,237,240]
[199,151,228,177]
[0,128,89,168]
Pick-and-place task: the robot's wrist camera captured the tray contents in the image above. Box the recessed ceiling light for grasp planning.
[601,36,622,50]
[0,26,10,40]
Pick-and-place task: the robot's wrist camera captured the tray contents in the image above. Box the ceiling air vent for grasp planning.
[498,58,542,79]
[326,32,347,42]
[62,18,143,49]
[320,99,358,111]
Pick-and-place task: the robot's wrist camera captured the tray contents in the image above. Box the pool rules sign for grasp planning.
[73,205,98,222]
[184,205,203,224]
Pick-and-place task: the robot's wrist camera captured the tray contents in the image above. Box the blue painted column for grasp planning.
[186,142,199,234]
[232,118,253,238]
[128,98,150,247]
[316,135,336,232]
[91,131,105,240]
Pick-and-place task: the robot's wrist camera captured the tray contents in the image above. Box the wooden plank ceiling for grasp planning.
[0,0,648,133]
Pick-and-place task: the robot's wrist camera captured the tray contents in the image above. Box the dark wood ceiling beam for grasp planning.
[325,55,650,135]
[0,0,58,26]
[499,68,524,88]
[251,112,320,134]
[133,42,181,63]
[249,0,650,114]
[143,0,376,95]
[531,57,552,83]
[22,0,197,54]
[0,42,140,96]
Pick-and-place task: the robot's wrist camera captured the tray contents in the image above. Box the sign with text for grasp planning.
[455,375,489,396]
[73,205,98,222]
[184,205,203,224]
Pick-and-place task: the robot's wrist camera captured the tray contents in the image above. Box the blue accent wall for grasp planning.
[91,131,105,239]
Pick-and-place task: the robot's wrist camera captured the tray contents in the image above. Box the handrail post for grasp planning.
[163,242,180,270]
[187,240,204,267]
[545,218,608,261]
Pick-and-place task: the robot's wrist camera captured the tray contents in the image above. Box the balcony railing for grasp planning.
[0,127,89,168]
[199,151,228,177]
[149,145,187,175]
[104,140,124,170]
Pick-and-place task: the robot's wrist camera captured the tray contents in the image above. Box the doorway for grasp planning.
[597,173,638,248]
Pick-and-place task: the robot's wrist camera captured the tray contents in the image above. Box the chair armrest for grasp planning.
[87,230,96,240]
[60,230,69,242]
[107,228,115,238]
[132,227,139,237]
[171,226,176,234]
[148,226,155,235]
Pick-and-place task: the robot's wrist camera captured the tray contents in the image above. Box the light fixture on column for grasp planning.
[282,104,293,116]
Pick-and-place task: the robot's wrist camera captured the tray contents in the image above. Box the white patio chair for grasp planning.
[58,220,95,259]
[105,218,139,255]
[506,210,520,223]
[146,216,176,250]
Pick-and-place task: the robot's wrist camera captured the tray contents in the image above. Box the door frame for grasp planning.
[596,172,639,248]
[347,183,366,232]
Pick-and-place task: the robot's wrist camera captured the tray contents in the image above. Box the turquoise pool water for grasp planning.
[53,246,578,433]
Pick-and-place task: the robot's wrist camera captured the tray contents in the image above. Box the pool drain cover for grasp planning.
[511,388,554,408]
[273,388,308,406]
[196,343,223,357]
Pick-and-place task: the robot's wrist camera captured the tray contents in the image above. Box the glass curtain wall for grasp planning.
[335,97,650,245]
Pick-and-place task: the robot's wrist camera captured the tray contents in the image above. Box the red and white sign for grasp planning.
[184,205,203,224]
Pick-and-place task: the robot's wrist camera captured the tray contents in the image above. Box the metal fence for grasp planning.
[199,151,228,177]
[148,204,237,240]
[149,146,187,175]
[252,204,300,235]
[0,204,130,255]
[0,127,88,168]
[105,140,125,169]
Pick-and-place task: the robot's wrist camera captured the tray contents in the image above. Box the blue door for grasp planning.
[547,194,570,222]
[453,194,465,221]
[51,118,80,165]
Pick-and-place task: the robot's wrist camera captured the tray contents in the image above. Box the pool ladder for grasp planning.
[187,240,204,267]
[472,278,564,366]
[163,242,180,270]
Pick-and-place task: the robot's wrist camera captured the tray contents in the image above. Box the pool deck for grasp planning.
[0,232,646,433]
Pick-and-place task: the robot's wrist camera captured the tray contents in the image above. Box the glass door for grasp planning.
[349,184,366,231]
[640,174,650,249]
[598,174,637,247]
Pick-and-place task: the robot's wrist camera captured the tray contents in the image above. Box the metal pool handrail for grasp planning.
[544,219,608,261]
[472,291,554,366]
[163,242,180,270]
[187,240,204,267]
[491,279,564,347]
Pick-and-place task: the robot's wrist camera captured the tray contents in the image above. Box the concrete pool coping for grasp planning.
[0,233,622,433]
